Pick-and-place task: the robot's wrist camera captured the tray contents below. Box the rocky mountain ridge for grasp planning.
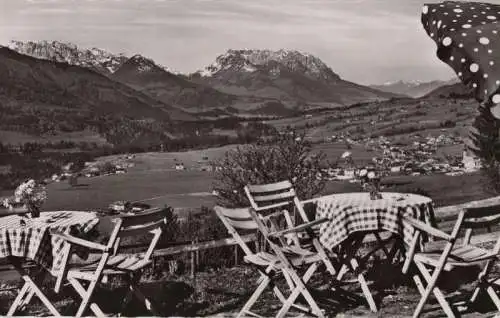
[6,40,132,75]
[370,78,460,98]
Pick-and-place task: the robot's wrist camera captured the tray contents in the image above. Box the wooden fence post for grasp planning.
[190,240,195,278]
[195,237,200,270]
[234,245,239,266]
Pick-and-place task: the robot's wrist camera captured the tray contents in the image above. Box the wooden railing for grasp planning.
[2,195,500,277]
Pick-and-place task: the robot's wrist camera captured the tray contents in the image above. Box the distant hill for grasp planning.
[191,49,401,107]
[111,54,235,109]
[423,82,474,100]
[370,78,460,98]
[0,47,199,146]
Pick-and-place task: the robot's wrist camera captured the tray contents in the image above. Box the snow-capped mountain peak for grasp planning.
[7,40,129,74]
[198,49,340,81]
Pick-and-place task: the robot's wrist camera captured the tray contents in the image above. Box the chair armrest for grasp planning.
[269,217,328,238]
[50,230,108,252]
[261,209,291,221]
[403,216,453,242]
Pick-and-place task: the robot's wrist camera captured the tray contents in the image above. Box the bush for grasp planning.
[212,128,326,207]
[469,104,500,194]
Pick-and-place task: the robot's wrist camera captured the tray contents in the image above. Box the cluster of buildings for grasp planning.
[323,134,481,181]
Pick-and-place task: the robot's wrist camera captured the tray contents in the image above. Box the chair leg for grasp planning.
[238,274,271,318]
[470,259,497,306]
[7,280,31,316]
[119,285,135,316]
[486,286,500,311]
[413,262,455,318]
[8,276,60,317]
[350,258,377,312]
[69,277,101,318]
[130,283,159,317]
[276,264,323,318]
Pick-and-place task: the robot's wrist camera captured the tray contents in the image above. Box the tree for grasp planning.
[468,104,500,193]
[212,128,326,207]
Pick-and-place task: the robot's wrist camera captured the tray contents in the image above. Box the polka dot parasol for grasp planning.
[421,1,500,117]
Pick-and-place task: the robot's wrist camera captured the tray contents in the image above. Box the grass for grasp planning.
[2,262,498,317]
[27,140,490,215]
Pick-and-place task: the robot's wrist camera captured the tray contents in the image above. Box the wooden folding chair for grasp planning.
[244,180,378,312]
[402,204,500,318]
[51,208,166,317]
[215,205,330,318]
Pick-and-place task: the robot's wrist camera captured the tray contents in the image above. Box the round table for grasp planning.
[314,192,435,251]
[0,211,99,272]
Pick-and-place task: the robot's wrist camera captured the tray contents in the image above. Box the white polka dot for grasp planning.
[457,14,462,18]
[444,12,449,16]
[482,21,487,25]
[422,5,429,14]
[470,63,479,72]
[432,9,437,13]
[496,80,500,85]
[442,37,452,46]
[450,28,456,31]
[473,15,478,18]
[437,20,442,28]
[450,56,455,61]
[473,83,478,88]
[430,33,434,37]
[487,16,497,20]
[432,20,436,25]
[454,8,463,13]
[458,72,463,76]
[480,37,491,45]
[484,74,489,79]
[462,24,472,29]
[485,89,488,94]
[493,94,500,104]
[477,30,483,34]
[462,33,468,37]
[453,20,457,23]
[491,104,500,119]
[490,61,495,66]
[474,48,479,52]
[489,49,493,54]
[459,43,464,48]
[461,58,466,63]
[493,30,498,34]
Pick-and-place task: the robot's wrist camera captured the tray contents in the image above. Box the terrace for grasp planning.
[1,196,500,317]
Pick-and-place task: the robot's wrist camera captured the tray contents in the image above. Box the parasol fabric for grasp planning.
[421,1,500,116]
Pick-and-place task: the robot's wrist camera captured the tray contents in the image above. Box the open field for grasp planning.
[0,129,109,145]
[26,141,490,215]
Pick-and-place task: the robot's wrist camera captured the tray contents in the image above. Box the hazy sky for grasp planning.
[0,0,470,85]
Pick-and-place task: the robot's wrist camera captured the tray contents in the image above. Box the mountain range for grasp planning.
[369,78,460,98]
[0,40,467,147]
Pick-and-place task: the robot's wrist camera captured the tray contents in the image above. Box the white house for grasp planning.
[462,150,481,172]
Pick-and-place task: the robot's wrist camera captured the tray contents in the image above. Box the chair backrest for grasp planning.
[401,210,464,274]
[244,180,310,223]
[214,206,258,256]
[108,208,167,260]
[462,204,500,252]
[401,204,500,274]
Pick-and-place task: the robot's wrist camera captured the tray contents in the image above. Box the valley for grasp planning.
[0,40,488,214]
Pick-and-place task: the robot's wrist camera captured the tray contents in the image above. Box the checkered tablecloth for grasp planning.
[0,211,99,273]
[315,192,435,251]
